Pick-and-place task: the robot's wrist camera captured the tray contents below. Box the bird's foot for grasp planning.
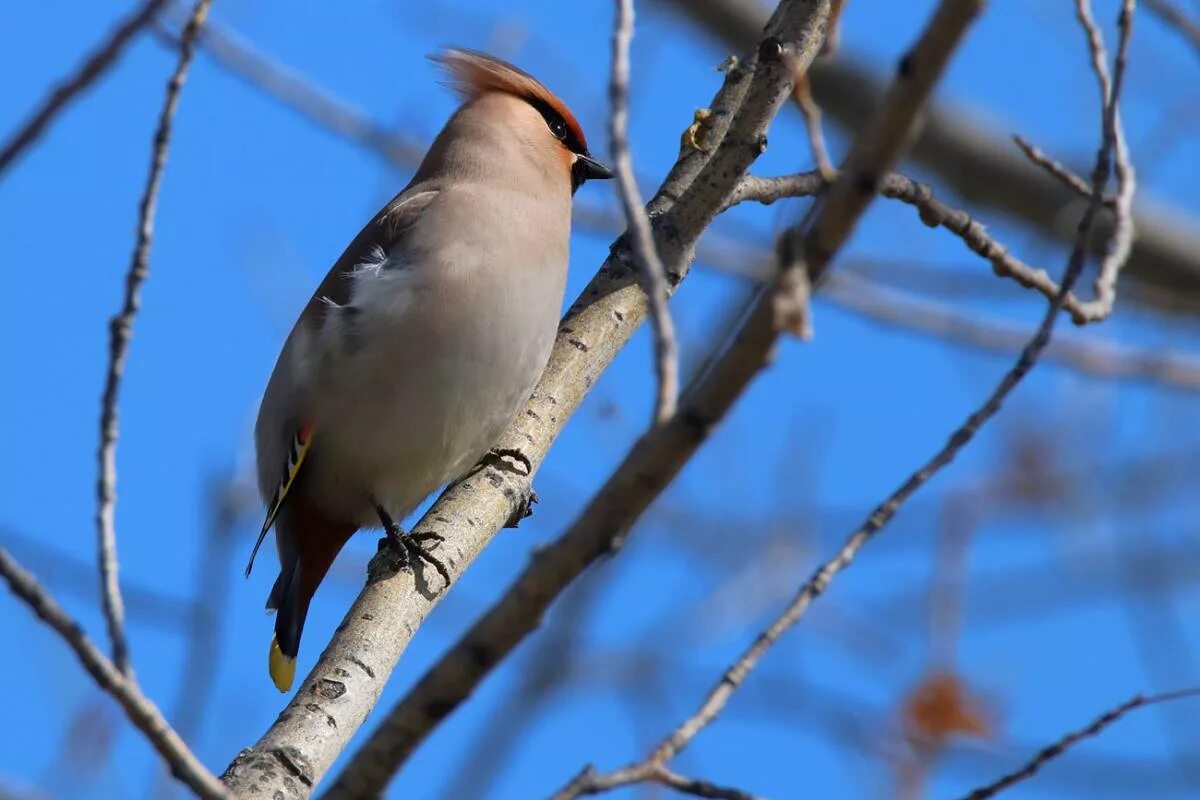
[383,523,451,587]
[372,499,451,588]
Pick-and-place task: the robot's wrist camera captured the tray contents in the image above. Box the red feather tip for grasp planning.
[432,48,588,152]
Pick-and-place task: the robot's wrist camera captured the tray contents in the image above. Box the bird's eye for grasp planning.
[548,117,568,141]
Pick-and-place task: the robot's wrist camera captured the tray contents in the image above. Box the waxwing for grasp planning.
[246,48,612,692]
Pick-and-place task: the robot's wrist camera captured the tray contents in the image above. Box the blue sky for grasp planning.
[2,1,1200,798]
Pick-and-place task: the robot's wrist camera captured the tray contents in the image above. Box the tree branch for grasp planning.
[2,4,221,795]
[728,170,1121,324]
[609,0,679,424]
[95,0,210,678]
[654,0,1200,315]
[0,0,171,177]
[0,548,229,799]
[957,688,1200,800]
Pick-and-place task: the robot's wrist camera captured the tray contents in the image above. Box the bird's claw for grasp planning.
[383,524,451,587]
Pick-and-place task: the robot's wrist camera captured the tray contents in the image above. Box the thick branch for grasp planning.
[222,4,832,798]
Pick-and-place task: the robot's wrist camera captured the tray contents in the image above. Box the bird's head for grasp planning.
[431,48,613,194]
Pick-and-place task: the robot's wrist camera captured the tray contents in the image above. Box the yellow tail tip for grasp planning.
[269,636,296,693]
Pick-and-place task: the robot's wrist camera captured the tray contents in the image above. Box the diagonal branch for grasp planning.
[95,0,211,678]
[0,0,171,177]
[0,548,229,799]
[655,0,1200,315]
[957,688,1200,800]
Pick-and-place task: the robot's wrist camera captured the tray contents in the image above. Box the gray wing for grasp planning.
[249,185,438,566]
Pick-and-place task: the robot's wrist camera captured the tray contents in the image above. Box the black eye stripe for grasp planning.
[526,95,584,154]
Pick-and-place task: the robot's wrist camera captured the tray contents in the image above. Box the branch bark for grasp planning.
[0,548,229,799]
[221,3,833,798]
[96,0,211,678]
[655,0,1200,315]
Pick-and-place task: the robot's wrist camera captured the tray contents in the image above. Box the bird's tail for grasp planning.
[266,503,357,692]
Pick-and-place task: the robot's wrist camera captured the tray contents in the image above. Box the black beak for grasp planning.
[572,152,614,191]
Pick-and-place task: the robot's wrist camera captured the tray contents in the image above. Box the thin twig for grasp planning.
[1011,133,1110,206]
[727,169,1122,325]
[150,10,426,169]
[0,0,171,176]
[1072,0,1138,321]
[791,69,836,180]
[957,688,1200,800]
[94,0,211,677]
[554,763,760,800]
[609,0,679,424]
[0,548,230,799]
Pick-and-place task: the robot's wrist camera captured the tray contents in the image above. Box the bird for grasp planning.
[245,48,612,692]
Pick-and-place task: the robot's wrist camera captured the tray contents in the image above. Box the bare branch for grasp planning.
[655,0,1200,315]
[791,69,835,180]
[95,0,211,678]
[554,763,761,800]
[151,12,426,169]
[0,548,229,799]
[0,0,170,177]
[609,0,679,424]
[957,689,1200,800]
[1072,0,1138,322]
[1011,133,1109,206]
[729,169,1125,325]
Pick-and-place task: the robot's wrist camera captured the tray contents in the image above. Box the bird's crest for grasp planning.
[432,48,589,153]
